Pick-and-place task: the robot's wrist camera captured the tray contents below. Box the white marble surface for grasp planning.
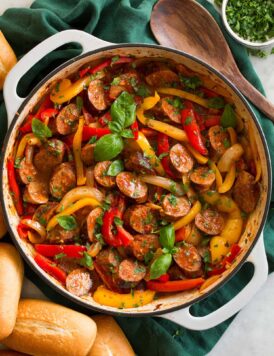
[0,1,274,356]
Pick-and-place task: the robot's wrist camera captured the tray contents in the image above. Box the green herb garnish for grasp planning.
[56,215,77,231]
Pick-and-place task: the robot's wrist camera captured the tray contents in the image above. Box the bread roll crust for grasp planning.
[0,243,24,340]
[0,31,17,89]
[2,299,97,356]
[89,315,134,356]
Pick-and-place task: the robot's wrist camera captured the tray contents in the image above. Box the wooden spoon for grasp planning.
[150,0,274,122]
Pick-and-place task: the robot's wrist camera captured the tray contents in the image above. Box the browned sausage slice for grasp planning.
[95,248,121,275]
[47,224,80,244]
[34,139,65,175]
[56,103,79,135]
[23,181,49,204]
[94,161,116,188]
[232,170,259,213]
[118,259,146,283]
[33,202,58,226]
[208,125,229,156]
[190,167,216,187]
[109,71,139,100]
[195,209,224,235]
[66,268,92,297]
[169,144,194,174]
[88,79,108,111]
[162,194,191,219]
[145,69,179,87]
[18,159,38,184]
[124,151,155,175]
[81,143,95,166]
[87,207,103,242]
[161,97,181,123]
[116,172,148,202]
[131,234,160,261]
[173,244,203,278]
[123,205,158,234]
[49,162,76,200]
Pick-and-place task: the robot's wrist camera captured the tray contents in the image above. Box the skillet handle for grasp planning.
[3,29,111,127]
[159,235,268,330]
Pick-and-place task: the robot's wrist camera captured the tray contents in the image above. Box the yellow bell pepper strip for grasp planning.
[227,127,237,145]
[208,161,223,189]
[47,197,100,231]
[185,143,208,164]
[50,77,90,104]
[16,133,38,159]
[218,163,236,194]
[210,236,231,264]
[248,121,261,183]
[136,131,165,176]
[209,243,242,274]
[73,117,86,186]
[157,87,209,108]
[202,191,238,213]
[93,285,155,309]
[199,275,220,292]
[173,200,202,231]
[142,91,160,110]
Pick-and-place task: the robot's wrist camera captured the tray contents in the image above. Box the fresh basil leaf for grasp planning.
[221,104,237,128]
[94,133,124,161]
[207,97,225,109]
[111,91,136,129]
[76,96,83,112]
[32,118,52,140]
[80,251,93,268]
[57,215,77,231]
[108,121,123,133]
[179,75,202,90]
[121,129,134,138]
[136,83,151,97]
[114,217,123,226]
[150,253,172,280]
[107,159,124,176]
[88,136,97,144]
[159,224,175,250]
[54,252,67,260]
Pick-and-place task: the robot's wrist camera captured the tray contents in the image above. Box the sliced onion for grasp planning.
[57,186,104,212]
[87,242,102,257]
[86,167,95,187]
[25,145,34,164]
[140,175,184,196]
[217,143,244,172]
[28,230,46,244]
[20,219,46,242]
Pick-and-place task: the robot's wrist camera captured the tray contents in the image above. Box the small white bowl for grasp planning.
[222,0,274,50]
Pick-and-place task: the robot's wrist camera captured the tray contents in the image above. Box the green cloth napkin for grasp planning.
[0,1,273,355]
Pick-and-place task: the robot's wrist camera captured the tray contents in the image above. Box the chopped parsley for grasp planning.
[80,252,93,268]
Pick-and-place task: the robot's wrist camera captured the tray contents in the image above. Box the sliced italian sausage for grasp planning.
[123,205,158,234]
[168,265,186,280]
[208,125,229,155]
[190,167,216,186]
[116,172,148,203]
[109,71,139,100]
[162,194,191,219]
[87,207,103,242]
[33,202,58,226]
[173,244,203,278]
[145,69,179,87]
[161,97,181,123]
[195,209,224,235]
[18,159,38,184]
[49,162,76,200]
[81,143,95,166]
[58,258,81,274]
[66,268,92,297]
[56,103,79,135]
[94,161,116,188]
[118,259,146,283]
[124,151,155,175]
[169,144,194,174]
[34,139,65,175]
[131,234,160,261]
[232,170,259,213]
[88,79,108,111]
[23,181,49,204]
[47,224,80,244]
[95,248,121,275]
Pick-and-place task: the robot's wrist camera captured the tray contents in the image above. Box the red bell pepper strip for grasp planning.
[7,158,23,216]
[155,273,170,283]
[17,223,29,239]
[200,87,219,98]
[204,115,221,128]
[82,126,111,142]
[34,253,67,285]
[147,278,205,292]
[175,226,188,242]
[208,244,241,276]
[116,226,133,246]
[79,67,91,78]
[102,207,123,247]
[40,108,59,121]
[157,133,177,179]
[184,101,205,130]
[98,112,112,127]
[140,128,158,138]
[130,120,139,140]
[19,114,34,134]
[181,108,208,155]
[35,245,87,259]
[36,95,52,117]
